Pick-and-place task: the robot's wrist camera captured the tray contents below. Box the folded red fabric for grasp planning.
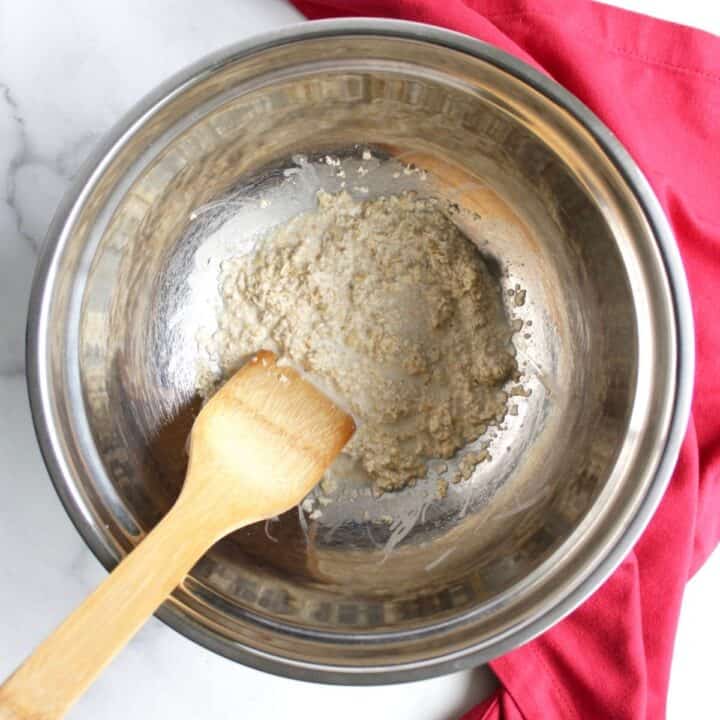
[290,1,720,717]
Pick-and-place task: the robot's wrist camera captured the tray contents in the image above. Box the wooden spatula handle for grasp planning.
[0,496,219,720]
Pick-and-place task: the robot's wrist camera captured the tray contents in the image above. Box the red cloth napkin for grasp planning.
[291,2,720,717]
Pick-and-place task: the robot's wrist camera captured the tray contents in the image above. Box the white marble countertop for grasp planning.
[0,1,717,718]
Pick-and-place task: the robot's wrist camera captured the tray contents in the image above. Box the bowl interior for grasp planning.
[41,29,675,676]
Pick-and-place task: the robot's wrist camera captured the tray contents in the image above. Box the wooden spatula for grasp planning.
[0,350,355,720]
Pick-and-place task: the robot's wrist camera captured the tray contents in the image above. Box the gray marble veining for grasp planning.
[0,1,715,717]
[0,1,497,718]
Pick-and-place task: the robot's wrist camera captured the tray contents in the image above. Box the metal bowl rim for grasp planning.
[26,18,695,684]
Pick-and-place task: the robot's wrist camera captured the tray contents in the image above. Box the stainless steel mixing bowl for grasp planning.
[27,20,693,683]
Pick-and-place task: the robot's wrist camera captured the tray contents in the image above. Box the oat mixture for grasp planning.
[198,191,517,492]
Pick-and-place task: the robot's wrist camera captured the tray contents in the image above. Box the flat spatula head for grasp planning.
[186,351,355,528]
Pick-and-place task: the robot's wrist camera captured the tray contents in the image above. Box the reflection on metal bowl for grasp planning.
[27,20,693,683]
